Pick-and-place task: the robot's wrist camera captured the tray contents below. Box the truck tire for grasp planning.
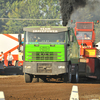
[68,64,79,83]
[72,65,79,83]
[24,73,33,83]
[33,78,39,83]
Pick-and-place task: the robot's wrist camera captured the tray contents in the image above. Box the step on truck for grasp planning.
[18,26,79,83]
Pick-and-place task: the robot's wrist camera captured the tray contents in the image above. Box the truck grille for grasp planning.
[28,52,61,60]
[37,63,52,73]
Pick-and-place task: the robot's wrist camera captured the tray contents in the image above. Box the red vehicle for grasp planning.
[75,22,100,79]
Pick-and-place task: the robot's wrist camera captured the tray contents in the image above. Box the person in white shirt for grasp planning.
[0,52,4,66]
[7,52,14,66]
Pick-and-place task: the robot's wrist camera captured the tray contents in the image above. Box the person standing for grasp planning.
[21,38,24,44]
[7,52,14,66]
[0,52,4,66]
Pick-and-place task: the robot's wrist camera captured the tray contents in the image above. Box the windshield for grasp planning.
[25,32,65,44]
[76,31,92,40]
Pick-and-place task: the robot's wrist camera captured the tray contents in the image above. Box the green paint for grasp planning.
[25,44,65,62]
[24,26,79,64]
[66,28,79,64]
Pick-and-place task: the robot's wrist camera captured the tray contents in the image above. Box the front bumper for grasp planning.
[23,62,68,75]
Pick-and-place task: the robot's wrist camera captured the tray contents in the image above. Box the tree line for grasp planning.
[0,0,61,34]
[0,0,100,43]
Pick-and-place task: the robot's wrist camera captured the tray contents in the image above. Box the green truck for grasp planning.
[18,26,79,83]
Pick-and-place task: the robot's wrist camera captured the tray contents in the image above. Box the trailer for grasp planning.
[18,26,80,83]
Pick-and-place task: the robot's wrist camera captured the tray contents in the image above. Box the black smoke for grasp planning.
[59,0,88,26]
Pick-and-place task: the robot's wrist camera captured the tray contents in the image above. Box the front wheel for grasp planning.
[24,73,33,83]
[68,64,79,83]
[72,65,79,83]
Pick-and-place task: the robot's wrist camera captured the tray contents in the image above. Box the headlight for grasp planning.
[58,66,65,69]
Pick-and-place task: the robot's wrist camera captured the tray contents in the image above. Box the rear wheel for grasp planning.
[24,73,33,83]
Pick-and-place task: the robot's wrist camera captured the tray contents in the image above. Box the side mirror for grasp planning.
[70,35,74,42]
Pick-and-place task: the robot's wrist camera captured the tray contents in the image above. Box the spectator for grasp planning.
[21,38,24,44]
[7,52,14,66]
[20,38,24,51]
[0,52,4,66]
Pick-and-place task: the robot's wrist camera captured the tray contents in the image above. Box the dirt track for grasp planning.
[0,75,100,100]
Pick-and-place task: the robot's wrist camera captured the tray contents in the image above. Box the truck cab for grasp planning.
[75,22,96,58]
[19,26,79,83]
